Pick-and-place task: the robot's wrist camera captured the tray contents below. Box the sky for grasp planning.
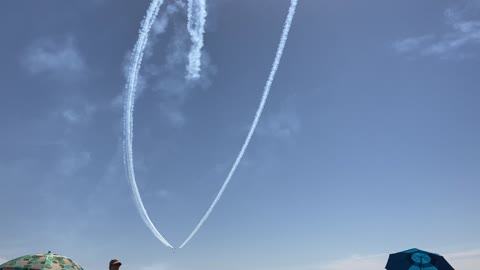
[1,0,480,269]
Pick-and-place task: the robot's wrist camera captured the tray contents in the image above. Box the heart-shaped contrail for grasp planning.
[179,0,299,249]
[123,0,173,249]
[124,0,299,250]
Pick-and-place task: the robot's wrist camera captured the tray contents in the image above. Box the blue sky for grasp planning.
[1,0,480,269]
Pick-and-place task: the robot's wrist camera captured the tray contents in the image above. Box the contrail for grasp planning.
[124,0,174,249]
[179,0,299,249]
[186,0,207,79]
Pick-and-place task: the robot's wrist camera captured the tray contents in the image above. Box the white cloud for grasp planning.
[258,97,301,139]
[159,105,187,127]
[47,98,97,128]
[145,0,185,59]
[23,36,86,77]
[57,151,92,176]
[85,145,124,217]
[116,0,186,105]
[0,257,7,264]
[393,6,480,58]
[61,103,96,124]
[152,1,184,36]
[111,51,150,110]
[212,155,253,178]
[444,249,480,270]
[445,248,480,258]
[114,1,216,127]
[423,9,480,56]
[392,35,434,53]
[263,111,301,139]
[143,189,172,201]
[156,189,170,198]
[310,253,388,270]
[63,110,81,123]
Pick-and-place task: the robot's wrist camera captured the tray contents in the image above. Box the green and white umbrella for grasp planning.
[0,251,84,270]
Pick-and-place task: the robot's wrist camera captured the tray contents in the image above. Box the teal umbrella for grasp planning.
[0,251,84,270]
[385,248,454,270]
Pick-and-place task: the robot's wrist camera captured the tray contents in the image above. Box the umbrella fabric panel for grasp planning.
[385,248,454,270]
[0,253,84,270]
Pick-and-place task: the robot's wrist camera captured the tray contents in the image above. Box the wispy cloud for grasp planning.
[143,188,172,201]
[56,151,91,176]
[22,36,86,78]
[159,105,187,127]
[61,103,96,124]
[46,97,98,134]
[114,0,216,127]
[86,144,124,218]
[258,97,301,140]
[148,22,216,127]
[312,253,388,270]
[445,248,480,258]
[212,156,253,177]
[393,6,480,59]
[112,1,184,110]
[23,36,96,127]
[444,249,480,270]
[145,0,186,59]
[392,35,434,53]
[424,8,480,57]
[261,110,301,139]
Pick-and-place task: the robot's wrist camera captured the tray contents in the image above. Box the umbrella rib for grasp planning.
[44,251,53,270]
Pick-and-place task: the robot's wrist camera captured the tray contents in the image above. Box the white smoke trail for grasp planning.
[186,0,207,79]
[124,0,174,249]
[179,0,299,249]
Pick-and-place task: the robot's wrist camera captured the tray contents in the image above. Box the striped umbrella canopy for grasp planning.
[0,252,84,270]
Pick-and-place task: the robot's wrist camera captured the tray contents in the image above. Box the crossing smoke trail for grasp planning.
[186,0,207,79]
[123,0,174,249]
[179,0,299,249]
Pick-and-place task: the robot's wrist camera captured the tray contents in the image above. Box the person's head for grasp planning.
[109,259,122,270]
